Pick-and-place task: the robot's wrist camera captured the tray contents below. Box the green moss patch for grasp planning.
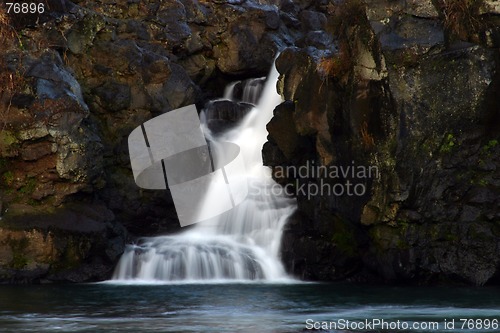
[8,237,29,269]
[331,217,359,257]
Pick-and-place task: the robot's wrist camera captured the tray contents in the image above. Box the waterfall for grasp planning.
[112,62,296,283]
[223,77,266,104]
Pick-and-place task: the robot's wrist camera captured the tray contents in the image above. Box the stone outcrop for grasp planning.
[0,203,126,283]
[0,0,328,282]
[266,0,500,285]
[1,0,498,285]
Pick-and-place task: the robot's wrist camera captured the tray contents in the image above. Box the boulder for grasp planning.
[0,203,126,283]
[203,100,254,133]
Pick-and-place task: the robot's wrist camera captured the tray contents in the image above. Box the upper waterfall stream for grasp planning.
[111,63,297,283]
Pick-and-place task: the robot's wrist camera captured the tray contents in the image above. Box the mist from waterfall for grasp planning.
[111,62,297,283]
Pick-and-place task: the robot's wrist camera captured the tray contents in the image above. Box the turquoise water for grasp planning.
[0,283,499,332]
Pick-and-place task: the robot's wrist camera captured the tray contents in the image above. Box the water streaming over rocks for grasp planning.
[112,63,297,283]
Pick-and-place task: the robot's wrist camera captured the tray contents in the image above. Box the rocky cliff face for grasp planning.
[1,0,498,285]
[0,0,327,282]
[265,0,500,285]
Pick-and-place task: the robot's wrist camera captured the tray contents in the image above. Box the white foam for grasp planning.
[112,61,297,283]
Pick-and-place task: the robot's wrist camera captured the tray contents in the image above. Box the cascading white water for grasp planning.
[223,77,265,104]
[112,62,296,283]
[241,77,265,104]
[223,81,239,100]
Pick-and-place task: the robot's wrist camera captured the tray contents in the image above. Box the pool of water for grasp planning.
[0,282,499,332]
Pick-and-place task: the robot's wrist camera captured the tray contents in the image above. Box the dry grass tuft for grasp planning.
[0,9,20,84]
[439,0,483,42]
[317,46,352,84]
[0,7,25,130]
[326,0,367,35]
[319,0,370,84]
[317,57,340,77]
[360,121,375,149]
[0,7,17,47]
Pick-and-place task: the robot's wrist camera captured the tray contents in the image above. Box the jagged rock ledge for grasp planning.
[0,0,329,282]
[265,0,500,286]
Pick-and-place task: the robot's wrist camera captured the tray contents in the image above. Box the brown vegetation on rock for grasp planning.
[318,0,378,84]
[0,8,25,133]
[437,0,485,43]
[316,43,352,84]
[0,7,16,45]
[360,120,375,149]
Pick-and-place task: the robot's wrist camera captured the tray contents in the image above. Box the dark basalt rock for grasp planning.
[0,203,126,284]
[266,0,500,285]
[203,100,254,133]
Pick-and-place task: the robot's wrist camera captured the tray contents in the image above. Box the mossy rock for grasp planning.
[8,237,30,269]
[0,131,19,158]
[330,216,359,257]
